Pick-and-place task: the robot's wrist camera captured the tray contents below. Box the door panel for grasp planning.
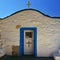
[24,30,34,55]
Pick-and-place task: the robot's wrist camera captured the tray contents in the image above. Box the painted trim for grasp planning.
[20,28,24,56]
[34,28,37,57]
[0,9,60,20]
[20,27,37,57]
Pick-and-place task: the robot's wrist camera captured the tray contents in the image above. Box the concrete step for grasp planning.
[54,56,60,60]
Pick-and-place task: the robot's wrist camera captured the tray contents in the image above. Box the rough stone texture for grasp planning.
[0,10,60,57]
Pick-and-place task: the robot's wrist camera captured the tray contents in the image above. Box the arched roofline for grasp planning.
[0,8,60,20]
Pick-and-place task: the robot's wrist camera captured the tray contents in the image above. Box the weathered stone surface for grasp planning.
[0,10,60,57]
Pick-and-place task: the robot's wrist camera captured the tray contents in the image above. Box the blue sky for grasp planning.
[0,0,60,18]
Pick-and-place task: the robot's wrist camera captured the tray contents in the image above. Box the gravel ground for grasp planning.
[0,55,55,60]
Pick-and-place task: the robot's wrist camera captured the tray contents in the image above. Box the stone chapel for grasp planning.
[0,8,60,57]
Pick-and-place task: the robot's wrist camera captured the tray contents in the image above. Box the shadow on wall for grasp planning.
[50,50,59,56]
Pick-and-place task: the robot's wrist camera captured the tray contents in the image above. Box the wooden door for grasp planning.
[24,30,34,55]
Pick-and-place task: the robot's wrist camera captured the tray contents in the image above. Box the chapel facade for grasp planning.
[0,9,60,57]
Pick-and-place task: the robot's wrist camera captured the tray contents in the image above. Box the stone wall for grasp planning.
[0,10,60,57]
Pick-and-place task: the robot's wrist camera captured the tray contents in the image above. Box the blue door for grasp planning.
[20,27,37,57]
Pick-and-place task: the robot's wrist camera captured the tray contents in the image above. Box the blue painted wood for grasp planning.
[20,27,37,57]
[34,28,37,57]
[20,28,24,56]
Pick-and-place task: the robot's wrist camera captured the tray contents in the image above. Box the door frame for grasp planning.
[20,27,37,57]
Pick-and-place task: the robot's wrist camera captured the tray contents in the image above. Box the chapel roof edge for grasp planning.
[0,8,60,20]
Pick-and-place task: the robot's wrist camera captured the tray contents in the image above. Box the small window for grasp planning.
[25,32,33,38]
